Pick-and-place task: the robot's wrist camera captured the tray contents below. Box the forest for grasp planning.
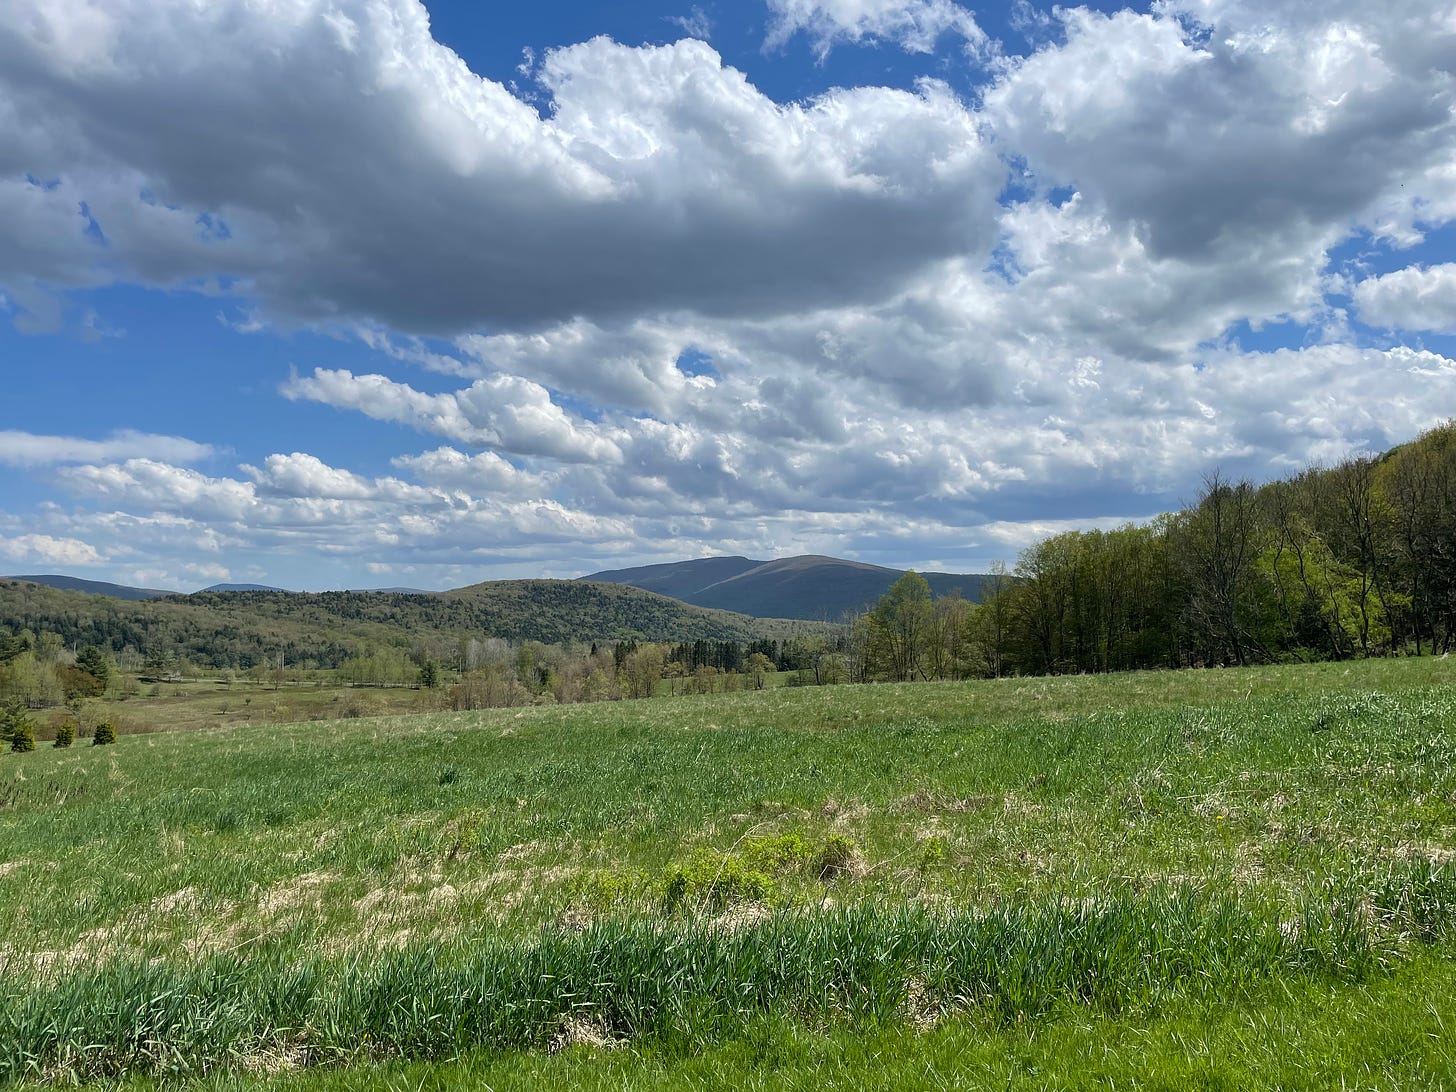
[988,420,1455,673]
[854,421,1456,682]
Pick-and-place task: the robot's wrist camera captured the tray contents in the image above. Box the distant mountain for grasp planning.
[2,574,177,601]
[582,554,989,620]
[0,578,814,668]
[200,582,289,593]
[580,556,764,602]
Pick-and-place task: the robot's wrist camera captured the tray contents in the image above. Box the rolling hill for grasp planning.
[582,554,989,620]
[0,578,816,669]
[0,574,178,600]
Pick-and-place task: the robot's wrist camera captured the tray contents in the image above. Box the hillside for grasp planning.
[0,578,811,668]
[0,573,177,600]
[584,554,989,620]
[429,579,809,643]
[580,556,764,601]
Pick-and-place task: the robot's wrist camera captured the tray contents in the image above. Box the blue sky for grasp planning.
[1,0,1454,591]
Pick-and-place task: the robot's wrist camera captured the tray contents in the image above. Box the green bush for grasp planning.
[662,850,775,912]
[92,720,117,746]
[656,832,861,912]
[9,718,35,753]
[53,719,76,748]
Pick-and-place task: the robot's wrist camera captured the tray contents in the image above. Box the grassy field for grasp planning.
[2,657,1455,1086]
[26,668,800,740]
[24,677,440,740]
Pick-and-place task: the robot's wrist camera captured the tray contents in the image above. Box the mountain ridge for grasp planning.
[0,577,817,668]
[1,574,178,601]
[582,554,989,620]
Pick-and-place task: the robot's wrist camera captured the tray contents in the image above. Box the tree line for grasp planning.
[853,422,1456,680]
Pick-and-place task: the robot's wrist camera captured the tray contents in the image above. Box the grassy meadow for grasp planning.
[2,657,1455,1087]
[53,676,440,739]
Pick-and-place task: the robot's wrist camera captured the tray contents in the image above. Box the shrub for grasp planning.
[656,832,858,912]
[661,850,775,912]
[92,720,117,746]
[53,719,76,748]
[9,717,35,753]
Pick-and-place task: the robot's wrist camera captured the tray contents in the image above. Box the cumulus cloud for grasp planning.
[0,0,1001,331]
[243,453,380,501]
[282,368,622,463]
[392,448,553,497]
[57,460,259,522]
[41,448,637,574]
[1355,264,1456,334]
[0,429,215,467]
[985,2,1455,264]
[764,0,989,59]
[0,533,103,567]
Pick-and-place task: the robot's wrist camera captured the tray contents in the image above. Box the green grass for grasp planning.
[54,954,1456,1091]
[2,657,1455,1085]
[32,675,438,739]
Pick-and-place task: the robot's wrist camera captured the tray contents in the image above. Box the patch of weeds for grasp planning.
[659,831,864,912]
[662,849,776,912]
[918,835,948,873]
[439,809,486,861]
[740,833,813,872]
[579,868,654,911]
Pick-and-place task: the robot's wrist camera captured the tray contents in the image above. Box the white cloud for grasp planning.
[57,460,258,522]
[985,3,1455,263]
[392,448,553,497]
[0,429,215,467]
[43,449,634,575]
[282,368,621,464]
[0,533,103,567]
[764,0,988,59]
[456,319,718,419]
[1354,264,1456,334]
[668,6,712,40]
[0,1,1001,331]
[243,453,379,501]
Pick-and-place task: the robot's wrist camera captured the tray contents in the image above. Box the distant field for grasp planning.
[2,658,1455,1087]
[25,669,803,740]
[46,676,441,738]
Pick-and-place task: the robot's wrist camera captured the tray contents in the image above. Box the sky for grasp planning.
[1,0,1454,593]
